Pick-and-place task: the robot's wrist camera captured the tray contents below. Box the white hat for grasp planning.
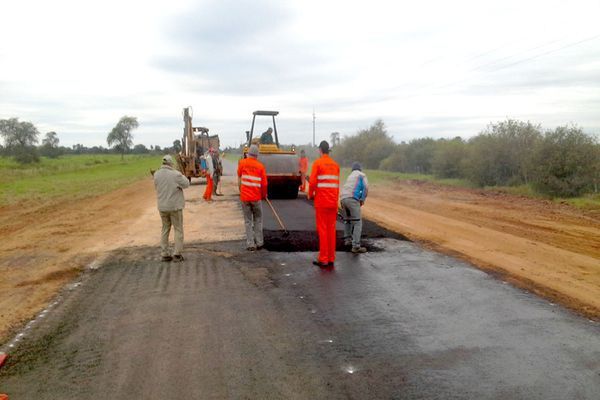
[162,154,173,164]
[248,145,259,157]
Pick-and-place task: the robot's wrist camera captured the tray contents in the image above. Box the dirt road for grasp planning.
[362,180,600,319]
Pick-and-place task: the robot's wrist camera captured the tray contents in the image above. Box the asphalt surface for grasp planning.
[1,161,599,399]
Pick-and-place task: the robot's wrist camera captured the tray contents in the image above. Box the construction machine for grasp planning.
[177,107,220,181]
[243,110,301,199]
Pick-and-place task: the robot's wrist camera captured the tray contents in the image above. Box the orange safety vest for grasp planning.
[309,154,340,208]
[237,157,268,202]
[299,156,308,173]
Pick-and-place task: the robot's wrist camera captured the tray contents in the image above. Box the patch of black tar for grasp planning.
[263,218,408,252]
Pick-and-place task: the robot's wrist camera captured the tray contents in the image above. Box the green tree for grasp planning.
[0,117,40,163]
[107,116,139,159]
[432,137,467,178]
[379,143,408,172]
[330,132,340,147]
[172,139,182,153]
[463,120,542,187]
[132,144,149,154]
[334,120,395,168]
[40,131,61,158]
[405,138,437,174]
[530,125,598,197]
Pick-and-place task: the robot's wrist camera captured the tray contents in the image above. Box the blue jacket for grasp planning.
[340,170,368,202]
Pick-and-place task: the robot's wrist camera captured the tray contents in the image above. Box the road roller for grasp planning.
[243,110,301,199]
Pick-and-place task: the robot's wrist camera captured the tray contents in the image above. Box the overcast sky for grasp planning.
[1,0,599,148]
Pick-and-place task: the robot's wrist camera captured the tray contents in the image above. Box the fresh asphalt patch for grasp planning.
[262,195,408,252]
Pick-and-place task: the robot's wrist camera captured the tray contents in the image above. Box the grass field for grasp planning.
[0,154,163,206]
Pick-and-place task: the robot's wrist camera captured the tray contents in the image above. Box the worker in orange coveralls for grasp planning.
[237,145,268,251]
[299,149,309,192]
[203,148,214,202]
[308,140,340,268]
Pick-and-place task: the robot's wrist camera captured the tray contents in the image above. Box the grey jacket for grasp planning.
[153,164,190,211]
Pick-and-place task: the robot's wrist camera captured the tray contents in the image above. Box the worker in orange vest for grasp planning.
[237,145,268,251]
[308,140,340,267]
[203,148,215,202]
[299,149,309,192]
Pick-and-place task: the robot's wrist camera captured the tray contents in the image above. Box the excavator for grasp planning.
[177,107,220,181]
[243,110,301,199]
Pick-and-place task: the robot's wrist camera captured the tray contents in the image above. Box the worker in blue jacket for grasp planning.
[340,162,369,253]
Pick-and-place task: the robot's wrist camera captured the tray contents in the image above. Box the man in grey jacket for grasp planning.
[153,155,190,262]
[340,162,369,253]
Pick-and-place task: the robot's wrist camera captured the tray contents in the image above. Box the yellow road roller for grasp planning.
[243,110,301,199]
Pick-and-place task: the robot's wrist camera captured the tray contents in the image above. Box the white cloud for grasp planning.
[1,0,599,148]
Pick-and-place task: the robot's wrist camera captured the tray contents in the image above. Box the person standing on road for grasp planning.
[309,140,340,267]
[153,155,190,262]
[341,162,369,253]
[212,149,223,196]
[299,149,309,193]
[237,145,268,251]
[203,148,214,202]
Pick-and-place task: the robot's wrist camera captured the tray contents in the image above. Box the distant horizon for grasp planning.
[2,115,597,151]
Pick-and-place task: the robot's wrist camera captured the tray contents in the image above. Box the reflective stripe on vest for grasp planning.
[318,175,338,180]
[317,183,339,188]
[242,174,262,181]
[241,181,261,187]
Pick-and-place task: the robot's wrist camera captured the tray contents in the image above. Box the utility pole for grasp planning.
[312,108,316,147]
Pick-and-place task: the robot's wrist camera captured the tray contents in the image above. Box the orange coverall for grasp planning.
[299,156,309,192]
[309,154,340,265]
[203,174,213,201]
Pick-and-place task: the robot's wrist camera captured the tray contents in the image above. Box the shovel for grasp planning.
[265,198,289,237]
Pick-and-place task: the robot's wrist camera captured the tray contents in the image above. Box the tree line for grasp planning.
[333,119,599,198]
[0,116,183,162]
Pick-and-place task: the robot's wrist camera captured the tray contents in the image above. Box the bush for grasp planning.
[379,144,408,171]
[462,120,542,187]
[530,125,599,197]
[405,138,437,174]
[13,146,40,164]
[432,137,467,178]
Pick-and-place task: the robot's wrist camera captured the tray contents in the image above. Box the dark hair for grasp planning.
[319,140,330,154]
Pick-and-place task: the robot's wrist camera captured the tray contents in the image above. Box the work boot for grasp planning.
[161,255,173,262]
[312,260,329,268]
[351,246,367,254]
[172,254,185,262]
[247,246,257,251]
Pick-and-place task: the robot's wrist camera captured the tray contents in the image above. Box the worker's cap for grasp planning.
[352,162,362,171]
[248,145,259,157]
[318,140,330,153]
[162,154,174,164]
